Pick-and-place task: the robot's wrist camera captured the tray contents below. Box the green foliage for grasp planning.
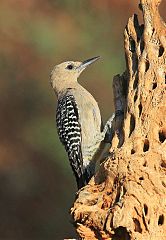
[26,20,58,57]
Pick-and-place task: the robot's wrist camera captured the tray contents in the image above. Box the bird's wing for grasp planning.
[56,93,86,188]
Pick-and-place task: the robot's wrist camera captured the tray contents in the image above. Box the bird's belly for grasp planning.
[72,87,103,161]
[80,107,104,162]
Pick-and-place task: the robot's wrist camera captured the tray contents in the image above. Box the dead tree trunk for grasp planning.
[71,0,166,239]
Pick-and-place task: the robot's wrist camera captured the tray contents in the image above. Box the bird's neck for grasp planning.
[54,80,80,97]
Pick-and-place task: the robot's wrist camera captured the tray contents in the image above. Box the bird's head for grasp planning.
[50,56,100,94]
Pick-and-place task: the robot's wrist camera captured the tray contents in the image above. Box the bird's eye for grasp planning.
[67,64,74,70]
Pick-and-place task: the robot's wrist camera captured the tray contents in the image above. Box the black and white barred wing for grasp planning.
[56,94,85,188]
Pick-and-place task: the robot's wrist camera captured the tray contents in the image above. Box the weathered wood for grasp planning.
[71,0,166,239]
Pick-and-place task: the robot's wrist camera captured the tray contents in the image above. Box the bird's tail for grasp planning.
[77,160,96,189]
[76,175,87,189]
[76,162,95,189]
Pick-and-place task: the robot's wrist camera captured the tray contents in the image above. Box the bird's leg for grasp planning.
[102,113,115,143]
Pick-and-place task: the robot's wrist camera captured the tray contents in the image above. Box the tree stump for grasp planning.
[71,0,166,239]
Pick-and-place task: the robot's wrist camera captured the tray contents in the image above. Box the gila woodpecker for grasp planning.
[50,56,114,189]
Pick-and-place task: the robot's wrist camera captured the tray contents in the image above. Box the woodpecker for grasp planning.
[50,56,114,189]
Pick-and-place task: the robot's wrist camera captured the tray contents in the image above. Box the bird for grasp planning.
[50,56,114,189]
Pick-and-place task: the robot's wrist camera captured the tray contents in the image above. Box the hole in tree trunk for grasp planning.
[140,40,144,53]
[158,46,164,57]
[161,160,166,168]
[158,214,164,226]
[133,73,139,89]
[139,24,144,37]
[138,103,142,116]
[133,218,142,233]
[144,204,148,215]
[143,161,147,167]
[129,37,136,53]
[143,139,149,152]
[112,227,131,240]
[152,82,157,89]
[139,176,144,180]
[145,60,150,72]
[159,129,166,143]
[129,114,136,137]
[131,149,135,154]
[134,93,138,102]
[162,181,166,188]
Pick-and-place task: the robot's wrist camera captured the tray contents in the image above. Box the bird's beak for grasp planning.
[78,56,100,72]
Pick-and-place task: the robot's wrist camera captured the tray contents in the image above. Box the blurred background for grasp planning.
[0,0,165,239]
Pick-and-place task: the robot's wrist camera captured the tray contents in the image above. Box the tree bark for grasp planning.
[71,0,166,239]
